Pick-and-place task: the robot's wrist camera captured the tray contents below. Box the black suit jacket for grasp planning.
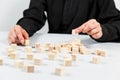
[17,0,120,42]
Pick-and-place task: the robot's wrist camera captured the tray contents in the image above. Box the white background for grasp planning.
[0,0,120,33]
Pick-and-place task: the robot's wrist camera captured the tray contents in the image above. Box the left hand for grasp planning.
[75,19,103,39]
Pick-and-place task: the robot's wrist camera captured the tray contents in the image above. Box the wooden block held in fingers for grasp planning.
[55,66,64,76]
[26,65,34,73]
[0,58,3,65]
[92,56,100,64]
[72,29,78,35]
[25,39,30,46]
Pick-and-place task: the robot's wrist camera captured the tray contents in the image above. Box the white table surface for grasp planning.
[0,31,120,80]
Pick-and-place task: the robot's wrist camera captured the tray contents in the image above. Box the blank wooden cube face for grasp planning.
[35,43,40,49]
[26,53,34,60]
[48,53,56,60]
[64,59,72,66]
[51,50,57,55]
[26,65,34,73]
[55,67,64,76]
[25,46,32,53]
[7,48,14,55]
[80,46,90,55]
[8,52,17,59]
[71,54,77,61]
[92,56,100,64]
[67,45,72,52]
[72,46,79,54]
[25,40,30,46]
[96,49,106,57]
[15,60,24,68]
[45,43,51,50]
[11,44,17,50]
[34,58,41,65]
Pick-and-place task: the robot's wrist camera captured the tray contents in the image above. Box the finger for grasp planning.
[82,22,98,33]
[92,31,102,39]
[11,27,17,39]
[88,19,97,24]
[15,39,23,45]
[87,27,100,35]
[14,26,25,45]
[22,29,29,40]
[8,30,16,44]
[8,36,15,44]
[8,37,12,44]
[75,24,86,33]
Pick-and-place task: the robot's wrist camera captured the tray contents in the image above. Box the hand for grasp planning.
[8,25,29,45]
[75,19,103,39]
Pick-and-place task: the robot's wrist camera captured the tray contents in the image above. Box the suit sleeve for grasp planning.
[94,0,120,42]
[17,0,47,37]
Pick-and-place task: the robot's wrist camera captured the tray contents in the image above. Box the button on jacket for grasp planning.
[17,0,120,42]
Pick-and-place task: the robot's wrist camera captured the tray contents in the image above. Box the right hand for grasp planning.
[8,25,29,45]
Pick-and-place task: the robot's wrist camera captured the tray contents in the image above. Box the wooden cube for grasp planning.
[8,51,17,59]
[15,60,24,68]
[55,66,64,76]
[11,44,17,50]
[64,58,72,66]
[0,58,3,65]
[80,46,90,55]
[7,47,14,55]
[54,44,61,52]
[51,50,58,55]
[34,58,41,65]
[48,53,56,60]
[72,29,78,35]
[92,56,100,64]
[26,65,34,73]
[96,49,106,57]
[25,46,32,53]
[25,39,30,46]
[45,43,51,50]
[72,46,79,54]
[71,54,77,61]
[67,45,72,52]
[35,43,41,49]
[26,53,34,60]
